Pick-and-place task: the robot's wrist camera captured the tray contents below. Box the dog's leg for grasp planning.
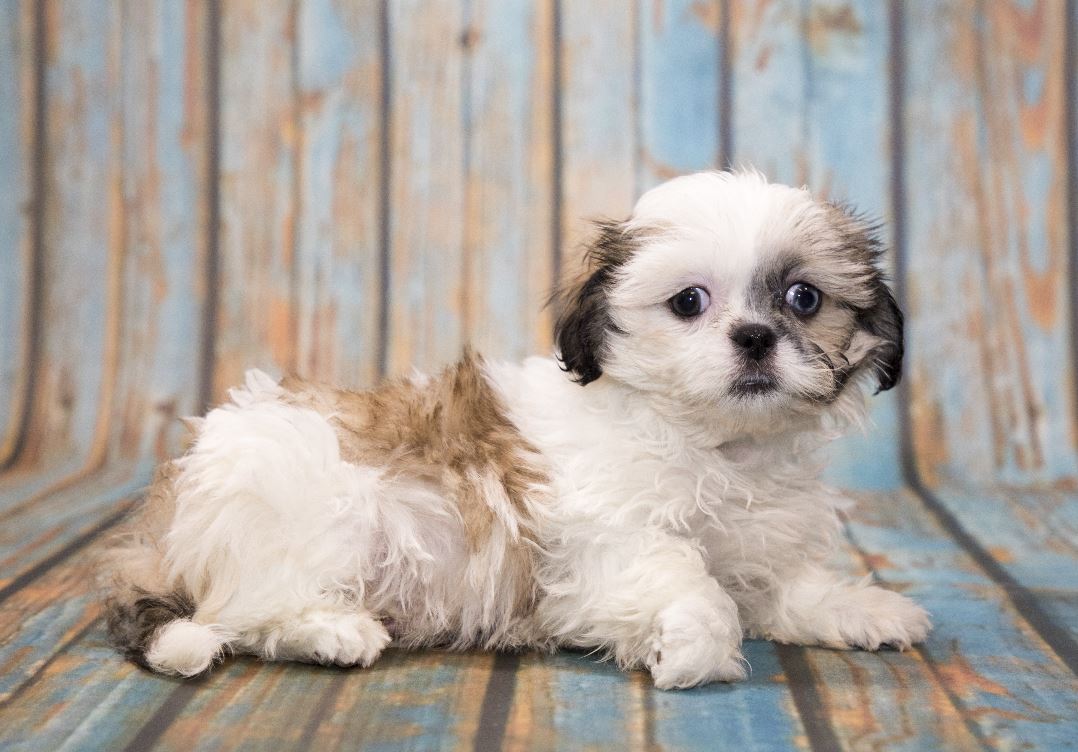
[740,565,931,650]
[542,529,746,689]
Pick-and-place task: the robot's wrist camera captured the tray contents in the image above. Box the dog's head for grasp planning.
[554,170,902,432]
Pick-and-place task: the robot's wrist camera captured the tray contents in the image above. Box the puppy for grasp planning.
[100,170,930,689]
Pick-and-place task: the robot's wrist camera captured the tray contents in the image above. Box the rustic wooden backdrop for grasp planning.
[1,1,1076,750]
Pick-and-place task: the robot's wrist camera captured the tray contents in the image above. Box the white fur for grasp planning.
[138,171,929,688]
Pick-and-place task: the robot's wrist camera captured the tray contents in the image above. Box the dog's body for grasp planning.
[101,171,930,689]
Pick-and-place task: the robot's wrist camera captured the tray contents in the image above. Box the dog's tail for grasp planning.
[98,462,230,676]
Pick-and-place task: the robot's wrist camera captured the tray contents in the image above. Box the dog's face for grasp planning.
[554,171,902,430]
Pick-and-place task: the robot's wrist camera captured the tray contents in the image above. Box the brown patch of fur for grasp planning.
[280,349,548,618]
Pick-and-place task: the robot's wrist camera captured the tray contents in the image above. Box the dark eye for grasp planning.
[669,286,711,318]
[784,282,822,316]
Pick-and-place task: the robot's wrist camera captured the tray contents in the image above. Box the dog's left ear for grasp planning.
[858,281,904,392]
[828,203,904,393]
[552,219,638,385]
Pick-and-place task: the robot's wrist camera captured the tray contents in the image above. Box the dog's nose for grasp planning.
[730,324,777,361]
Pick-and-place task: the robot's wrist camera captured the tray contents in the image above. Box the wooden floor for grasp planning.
[1,468,1075,751]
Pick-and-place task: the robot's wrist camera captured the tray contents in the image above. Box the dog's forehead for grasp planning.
[620,172,830,295]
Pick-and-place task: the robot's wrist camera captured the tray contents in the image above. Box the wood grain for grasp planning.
[384,0,467,375]
[213,0,298,398]
[903,0,1078,487]
[463,0,557,360]
[294,0,383,389]
[558,0,638,259]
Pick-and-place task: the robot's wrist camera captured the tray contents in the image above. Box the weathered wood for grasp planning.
[558,0,637,256]
[384,0,467,375]
[0,0,35,467]
[213,0,298,398]
[847,489,1078,749]
[637,0,722,190]
[294,0,383,389]
[902,0,1078,486]
[463,0,557,360]
[108,0,210,462]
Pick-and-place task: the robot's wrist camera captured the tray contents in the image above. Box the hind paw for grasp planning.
[275,609,391,667]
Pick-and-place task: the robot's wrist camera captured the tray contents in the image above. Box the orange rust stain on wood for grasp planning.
[689,0,722,34]
[910,373,949,487]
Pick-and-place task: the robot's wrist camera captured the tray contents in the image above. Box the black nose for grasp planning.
[730,323,777,361]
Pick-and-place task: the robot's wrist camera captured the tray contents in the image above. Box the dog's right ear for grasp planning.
[552,220,638,385]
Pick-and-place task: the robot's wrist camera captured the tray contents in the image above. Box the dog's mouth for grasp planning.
[730,371,778,398]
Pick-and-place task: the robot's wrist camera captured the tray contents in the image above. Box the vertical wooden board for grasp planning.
[729,0,902,490]
[4,0,124,482]
[727,0,805,183]
[108,0,208,462]
[385,0,467,376]
[903,0,1078,486]
[559,0,638,257]
[0,0,34,465]
[463,0,556,360]
[637,0,721,191]
[848,490,1078,749]
[214,0,297,398]
[294,0,383,389]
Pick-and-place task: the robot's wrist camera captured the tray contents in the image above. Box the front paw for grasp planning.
[830,586,931,651]
[647,598,747,689]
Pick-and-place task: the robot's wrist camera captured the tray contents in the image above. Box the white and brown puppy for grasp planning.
[100,170,930,689]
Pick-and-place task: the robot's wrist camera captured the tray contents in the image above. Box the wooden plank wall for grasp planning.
[0,1,1076,750]
[10,0,1072,495]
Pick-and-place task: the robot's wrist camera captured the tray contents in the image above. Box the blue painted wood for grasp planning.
[464,0,557,361]
[384,0,467,375]
[558,0,637,252]
[0,0,32,466]
[213,1,297,398]
[295,0,383,389]
[637,0,721,190]
[110,0,208,462]
[848,489,1078,750]
[902,0,1078,486]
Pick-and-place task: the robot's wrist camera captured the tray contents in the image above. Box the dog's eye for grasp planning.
[785,282,822,316]
[669,287,710,318]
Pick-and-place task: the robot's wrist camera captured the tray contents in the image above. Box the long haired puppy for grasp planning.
[100,170,929,689]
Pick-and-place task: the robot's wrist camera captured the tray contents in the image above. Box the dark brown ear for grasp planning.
[827,202,904,393]
[860,281,904,393]
[552,220,638,385]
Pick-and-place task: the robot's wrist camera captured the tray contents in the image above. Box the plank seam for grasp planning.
[890,0,1078,678]
[198,0,222,412]
[0,617,101,711]
[1068,0,1078,429]
[718,0,732,169]
[472,652,520,752]
[376,0,392,380]
[0,500,133,605]
[121,682,202,752]
[773,644,842,752]
[844,522,995,751]
[550,0,563,290]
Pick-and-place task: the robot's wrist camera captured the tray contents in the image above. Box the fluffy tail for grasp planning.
[99,462,231,676]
